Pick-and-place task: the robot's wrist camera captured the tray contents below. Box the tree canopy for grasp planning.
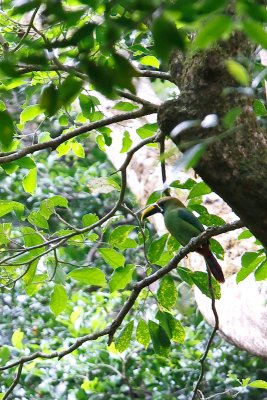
[0,1,267,399]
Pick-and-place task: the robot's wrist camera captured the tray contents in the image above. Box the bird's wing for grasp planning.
[177,208,205,233]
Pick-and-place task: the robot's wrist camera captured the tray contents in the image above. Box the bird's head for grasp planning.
[141,196,185,221]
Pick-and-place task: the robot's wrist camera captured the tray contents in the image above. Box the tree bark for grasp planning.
[158,33,267,247]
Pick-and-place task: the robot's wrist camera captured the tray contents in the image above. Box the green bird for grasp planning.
[141,196,225,283]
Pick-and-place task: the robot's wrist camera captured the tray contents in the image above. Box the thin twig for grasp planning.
[190,268,220,400]
[2,362,23,400]
[11,6,40,53]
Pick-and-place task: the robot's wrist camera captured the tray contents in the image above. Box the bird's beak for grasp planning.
[141,203,162,221]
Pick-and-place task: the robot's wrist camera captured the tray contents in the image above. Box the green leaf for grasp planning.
[136,123,158,139]
[253,99,267,117]
[139,55,160,68]
[50,285,68,317]
[148,234,168,263]
[242,19,267,48]
[236,252,264,283]
[98,248,125,269]
[248,380,267,389]
[191,271,221,299]
[180,143,207,170]
[113,101,138,112]
[11,329,24,349]
[156,311,185,343]
[56,141,72,157]
[0,223,11,245]
[198,213,225,227]
[157,275,177,310]
[0,110,15,147]
[72,142,85,158]
[58,76,83,106]
[47,262,66,285]
[209,238,224,260]
[0,346,10,364]
[79,94,100,117]
[254,260,267,281]
[193,15,232,49]
[109,264,134,292]
[152,14,186,62]
[20,227,44,285]
[146,190,162,205]
[109,225,136,250]
[120,131,133,153]
[40,195,68,219]
[115,321,134,352]
[148,320,171,357]
[222,107,242,129]
[177,267,194,286]
[170,178,196,190]
[238,230,253,240]
[136,319,150,348]
[0,100,6,111]
[68,267,106,286]
[22,226,44,248]
[225,60,250,86]
[188,182,211,198]
[0,200,24,217]
[20,105,42,123]
[28,210,49,229]
[39,84,59,116]
[22,167,37,195]
[82,213,99,227]
[59,115,69,126]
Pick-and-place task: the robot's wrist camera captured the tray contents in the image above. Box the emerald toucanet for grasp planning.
[141,196,225,283]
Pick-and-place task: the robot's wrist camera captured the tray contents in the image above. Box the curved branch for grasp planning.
[0,106,158,164]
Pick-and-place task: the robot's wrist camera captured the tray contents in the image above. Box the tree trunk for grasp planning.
[158,33,267,248]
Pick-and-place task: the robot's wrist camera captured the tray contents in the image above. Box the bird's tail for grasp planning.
[197,244,225,283]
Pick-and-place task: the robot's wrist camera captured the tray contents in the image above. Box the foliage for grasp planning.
[0,0,266,399]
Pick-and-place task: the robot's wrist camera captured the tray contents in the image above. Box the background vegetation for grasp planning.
[0,1,266,399]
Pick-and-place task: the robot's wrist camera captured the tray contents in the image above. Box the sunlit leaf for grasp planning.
[115,321,134,352]
[20,105,42,123]
[68,267,106,286]
[236,252,265,283]
[22,167,37,195]
[109,264,134,292]
[11,329,24,349]
[136,319,150,348]
[225,60,250,86]
[50,285,68,316]
[120,131,133,153]
[139,55,160,68]
[188,181,211,199]
[98,248,125,269]
[191,271,221,299]
[157,275,177,310]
